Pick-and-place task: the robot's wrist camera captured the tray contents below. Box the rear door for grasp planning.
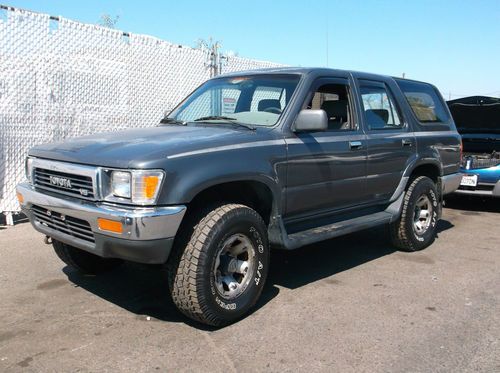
[357,79,416,202]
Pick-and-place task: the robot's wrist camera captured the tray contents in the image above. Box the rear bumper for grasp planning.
[16,183,186,263]
[442,172,463,195]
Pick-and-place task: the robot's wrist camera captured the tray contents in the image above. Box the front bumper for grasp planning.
[16,183,186,263]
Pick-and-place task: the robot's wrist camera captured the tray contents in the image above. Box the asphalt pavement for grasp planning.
[0,196,499,372]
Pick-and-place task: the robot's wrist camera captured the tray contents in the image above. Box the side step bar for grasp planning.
[284,211,393,250]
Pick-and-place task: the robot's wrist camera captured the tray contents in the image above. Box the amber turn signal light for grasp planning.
[16,192,24,204]
[143,175,160,199]
[97,218,123,234]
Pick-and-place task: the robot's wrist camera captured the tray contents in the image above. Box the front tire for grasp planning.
[52,240,122,274]
[390,176,439,252]
[167,204,269,327]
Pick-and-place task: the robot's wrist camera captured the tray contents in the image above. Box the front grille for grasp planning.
[34,168,95,200]
[32,205,95,243]
[461,157,500,170]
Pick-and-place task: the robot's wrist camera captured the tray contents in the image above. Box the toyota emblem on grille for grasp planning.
[49,175,72,189]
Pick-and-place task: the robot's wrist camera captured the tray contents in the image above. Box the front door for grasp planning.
[284,77,369,220]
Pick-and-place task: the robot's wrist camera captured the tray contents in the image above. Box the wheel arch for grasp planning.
[407,161,442,183]
[186,178,278,225]
[387,159,443,219]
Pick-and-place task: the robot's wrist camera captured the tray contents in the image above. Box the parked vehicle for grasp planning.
[17,68,462,326]
[448,96,500,197]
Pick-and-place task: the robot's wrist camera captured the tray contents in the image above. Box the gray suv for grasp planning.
[16,68,462,326]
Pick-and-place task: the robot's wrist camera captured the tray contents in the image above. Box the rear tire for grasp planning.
[52,240,122,274]
[390,176,439,252]
[167,204,269,327]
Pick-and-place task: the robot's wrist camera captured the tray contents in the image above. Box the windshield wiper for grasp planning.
[160,117,187,125]
[193,116,255,130]
[194,115,238,121]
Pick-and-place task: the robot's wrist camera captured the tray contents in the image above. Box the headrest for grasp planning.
[365,109,389,128]
[321,100,348,118]
[372,109,389,123]
[258,99,281,111]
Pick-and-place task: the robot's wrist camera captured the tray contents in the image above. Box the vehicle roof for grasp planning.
[218,66,385,79]
[217,67,432,86]
[447,96,500,106]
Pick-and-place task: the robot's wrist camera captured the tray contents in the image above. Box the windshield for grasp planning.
[167,74,301,127]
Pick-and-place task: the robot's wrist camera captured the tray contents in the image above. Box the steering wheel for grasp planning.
[262,107,282,114]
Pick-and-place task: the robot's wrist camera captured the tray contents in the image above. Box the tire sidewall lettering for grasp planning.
[215,297,236,310]
[429,189,438,228]
[250,226,265,254]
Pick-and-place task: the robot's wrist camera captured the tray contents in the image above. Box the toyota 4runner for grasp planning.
[16,68,462,326]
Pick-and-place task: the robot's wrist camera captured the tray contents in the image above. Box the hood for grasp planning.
[447,97,500,134]
[29,124,269,169]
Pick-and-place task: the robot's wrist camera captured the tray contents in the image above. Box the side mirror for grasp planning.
[293,110,328,132]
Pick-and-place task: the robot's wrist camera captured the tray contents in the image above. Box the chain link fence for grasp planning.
[0,6,283,223]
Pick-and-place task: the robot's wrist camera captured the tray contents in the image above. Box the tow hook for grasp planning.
[44,236,53,245]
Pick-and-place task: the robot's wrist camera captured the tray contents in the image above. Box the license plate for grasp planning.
[460,174,478,187]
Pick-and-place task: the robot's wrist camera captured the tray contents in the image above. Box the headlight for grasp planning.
[25,157,34,184]
[111,171,131,198]
[109,170,164,205]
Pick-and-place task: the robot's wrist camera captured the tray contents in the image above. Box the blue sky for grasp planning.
[6,0,500,99]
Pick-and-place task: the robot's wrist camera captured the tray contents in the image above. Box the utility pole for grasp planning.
[211,42,221,77]
[198,38,225,77]
[197,38,226,114]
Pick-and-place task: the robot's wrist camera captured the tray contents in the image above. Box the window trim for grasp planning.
[358,79,407,132]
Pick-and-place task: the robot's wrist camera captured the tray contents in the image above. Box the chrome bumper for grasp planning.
[442,172,463,195]
[16,183,186,263]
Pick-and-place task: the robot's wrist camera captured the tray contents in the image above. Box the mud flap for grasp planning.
[437,177,443,219]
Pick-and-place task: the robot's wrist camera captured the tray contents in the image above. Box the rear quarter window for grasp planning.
[397,79,450,124]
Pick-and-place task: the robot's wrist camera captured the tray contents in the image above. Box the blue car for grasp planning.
[448,96,500,197]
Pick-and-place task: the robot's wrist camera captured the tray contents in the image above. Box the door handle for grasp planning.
[349,141,363,150]
[402,139,413,147]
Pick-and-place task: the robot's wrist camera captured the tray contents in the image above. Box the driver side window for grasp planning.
[306,83,356,131]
